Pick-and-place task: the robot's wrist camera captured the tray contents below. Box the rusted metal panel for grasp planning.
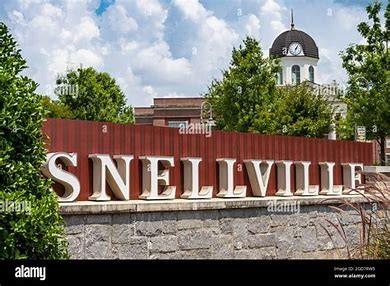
[42,118,374,200]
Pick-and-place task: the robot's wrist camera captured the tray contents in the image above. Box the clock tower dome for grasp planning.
[269,10,319,85]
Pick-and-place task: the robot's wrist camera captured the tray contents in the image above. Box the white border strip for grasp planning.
[59,195,368,215]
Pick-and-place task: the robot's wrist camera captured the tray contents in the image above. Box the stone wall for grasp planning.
[64,201,372,259]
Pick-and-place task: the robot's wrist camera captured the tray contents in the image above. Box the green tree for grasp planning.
[255,85,333,137]
[205,37,332,138]
[340,1,390,165]
[42,96,74,119]
[0,22,68,258]
[335,112,355,141]
[57,67,134,124]
[205,37,280,132]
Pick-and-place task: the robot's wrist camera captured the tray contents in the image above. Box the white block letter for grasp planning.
[216,159,246,198]
[275,161,293,196]
[89,154,133,201]
[294,161,319,196]
[244,160,274,197]
[181,157,213,199]
[319,162,342,195]
[139,156,176,200]
[342,163,364,195]
[41,152,80,202]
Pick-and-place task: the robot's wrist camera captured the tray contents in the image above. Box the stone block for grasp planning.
[113,237,148,259]
[177,219,203,230]
[219,218,233,234]
[234,247,276,259]
[178,229,213,250]
[135,213,176,236]
[112,214,134,244]
[85,224,112,259]
[247,217,271,234]
[67,234,84,259]
[178,249,212,259]
[247,234,275,249]
[210,235,234,259]
[300,226,317,252]
[149,235,178,253]
[86,214,111,224]
[64,215,85,235]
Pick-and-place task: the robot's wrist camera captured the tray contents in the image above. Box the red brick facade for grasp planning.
[134,97,204,127]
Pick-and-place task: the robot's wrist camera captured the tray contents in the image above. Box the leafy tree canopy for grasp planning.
[255,85,333,138]
[205,37,333,138]
[42,96,74,119]
[340,1,390,164]
[56,67,134,124]
[0,22,68,258]
[205,37,280,132]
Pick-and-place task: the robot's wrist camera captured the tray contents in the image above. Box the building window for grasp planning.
[386,139,390,149]
[276,69,283,85]
[291,65,300,85]
[309,66,314,82]
[168,120,188,128]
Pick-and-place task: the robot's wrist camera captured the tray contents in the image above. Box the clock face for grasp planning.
[289,42,302,56]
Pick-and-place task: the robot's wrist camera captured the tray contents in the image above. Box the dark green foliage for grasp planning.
[205,37,280,132]
[340,1,390,164]
[42,96,74,119]
[57,67,134,124]
[254,85,333,138]
[0,22,68,259]
[205,37,332,138]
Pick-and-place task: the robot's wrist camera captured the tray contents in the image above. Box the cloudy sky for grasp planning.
[0,0,382,106]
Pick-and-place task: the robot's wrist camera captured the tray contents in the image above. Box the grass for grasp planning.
[320,172,390,259]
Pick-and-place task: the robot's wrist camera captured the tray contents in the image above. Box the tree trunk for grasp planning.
[379,135,386,166]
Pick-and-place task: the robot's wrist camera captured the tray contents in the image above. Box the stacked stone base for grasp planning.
[64,204,365,259]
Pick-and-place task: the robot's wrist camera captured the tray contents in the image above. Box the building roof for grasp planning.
[269,29,319,59]
[153,97,204,108]
[134,97,205,124]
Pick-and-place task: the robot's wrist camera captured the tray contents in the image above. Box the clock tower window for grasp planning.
[292,65,301,85]
[277,68,283,85]
[309,66,315,82]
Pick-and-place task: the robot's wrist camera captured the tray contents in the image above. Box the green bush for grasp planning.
[367,224,390,259]
[0,22,68,258]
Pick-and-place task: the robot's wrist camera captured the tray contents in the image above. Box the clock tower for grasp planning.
[269,10,319,85]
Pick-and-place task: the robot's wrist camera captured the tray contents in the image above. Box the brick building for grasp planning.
[134,97,204,128]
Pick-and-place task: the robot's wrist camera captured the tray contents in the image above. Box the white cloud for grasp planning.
[132,41,192,83]
[244,14,261,38]
[73,17,100,43]
[261,0,282,14]
[4,0,103,98]
[173,0,209,21]
[1,0,368,106]
[335,7,362,31]
[106,4,138,34]
[71,48,103,68]
[143,85,157,97]
[174,0,238,85]
[260,0,287,34]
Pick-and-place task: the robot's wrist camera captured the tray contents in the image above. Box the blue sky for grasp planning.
[0,0,385,106]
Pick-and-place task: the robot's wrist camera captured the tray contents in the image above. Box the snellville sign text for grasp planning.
[42,152,364,202]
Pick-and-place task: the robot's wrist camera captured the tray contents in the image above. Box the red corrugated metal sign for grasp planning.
[42,118,373,201]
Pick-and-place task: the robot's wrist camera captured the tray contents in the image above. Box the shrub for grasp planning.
[0,22,68,258]
[321,172,390,259]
